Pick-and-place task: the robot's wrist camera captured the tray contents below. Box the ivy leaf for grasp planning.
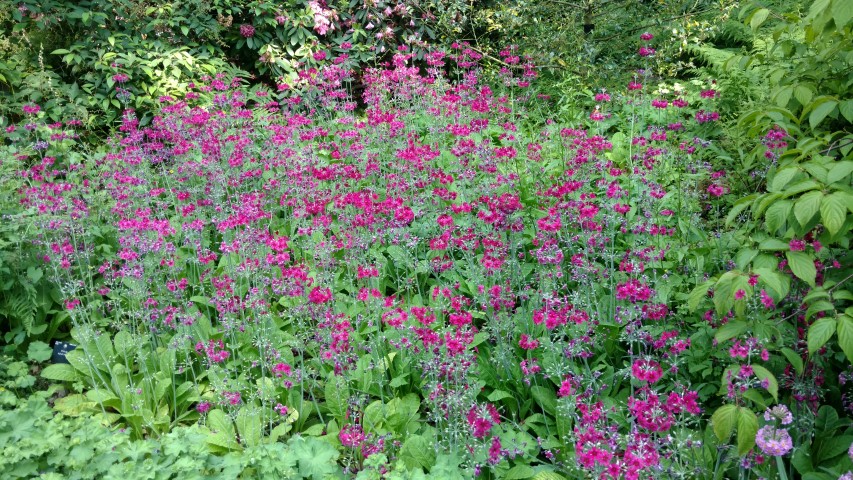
[712,404,739,442]
[836,314,853,363]
[820,192,847,236]
[737,407,759,456]
[808,317,837,355]
[786,251,817,287]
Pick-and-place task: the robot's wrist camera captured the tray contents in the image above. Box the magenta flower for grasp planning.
[240,24,255,38]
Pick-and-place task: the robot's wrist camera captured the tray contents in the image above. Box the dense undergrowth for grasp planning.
[1,0,852,479]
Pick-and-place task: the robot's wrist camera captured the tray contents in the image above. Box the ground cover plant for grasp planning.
[1,0,853,479]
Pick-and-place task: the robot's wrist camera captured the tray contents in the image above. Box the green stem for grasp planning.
[776,456,788,480]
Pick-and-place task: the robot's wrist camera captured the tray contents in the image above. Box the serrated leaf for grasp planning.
[808,317,837,355]
[809,99,837,129]
[235,408,261,447]
[770,168,799,192]
[712,404,739,442]
[820,192,848,235]
[786,251,817,287]
[488,390,514,402]
[688,280,715,311]
[715,321,749,343]
[765,200,792,233]
[827,161,853,185]
[794,190,822,227]
[504,465,536,480]
[532,472,567,480]
[400,435,436,471]
[737,407,759,455]
[40,363,79,382]
[837,314,853,363]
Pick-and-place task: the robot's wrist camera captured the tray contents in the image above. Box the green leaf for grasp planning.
[837,314,853,363]
[27,341,52,362]
[765,200,792,233]
[688,280,714,311]
[786,251,817,287]
[840,100,853,123]
[794,190,822,227]
[504,465,536,480]
[750,8,770,31]
[235,408,261,447]
[530,385,557,416]
[325,376,349,419]
[181,26,190,36]
[770,168,799,192]
[808,317,837,355]
[820,192,848,235]
[751,365,778,401]
[832,0,853,28]
[400,435,436,471]
[488,390,514,402]
[715,320,749,343]
[781,347,804,374]
[827,161,853,185]
[712,404,739,442]
[809,99,837,129]
[40,363,79,382]
[758,238,790,251]
[737,407,759,456]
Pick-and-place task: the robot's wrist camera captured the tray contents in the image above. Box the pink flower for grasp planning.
[240,24,255,38]
[640,32,654,41]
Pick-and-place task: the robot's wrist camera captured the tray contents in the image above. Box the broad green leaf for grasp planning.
[235,408,262,447]
[794,190,823,227]
[781,347,804,375]
[688,280,715,311]
[40,363,79,382]
[806,300,835,320]
[809,99,837,129]
[832,0,853,28]
[754,267,788,300]
[786,251,817,287]
[750,8,770,31]
[820,192,848,235]
[751,365,778,401]
[808,317,837,355]
[827,161,853,185]
[770,168,799,192]
[765,200,792,233]
[759,238,789,251]
[837,314,853,363]
[325,376,349,419]
[840,99,853,123]
[715,320,749,343]
[737,407,759,455]
[27,341,52,362]
[504,465,536,480]
[400,435,436,471]
[488,390,514,402]
[712,404,739,442]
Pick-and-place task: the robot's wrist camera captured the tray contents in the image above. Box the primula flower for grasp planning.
[764,405,793,425]
[755,425,793,456]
